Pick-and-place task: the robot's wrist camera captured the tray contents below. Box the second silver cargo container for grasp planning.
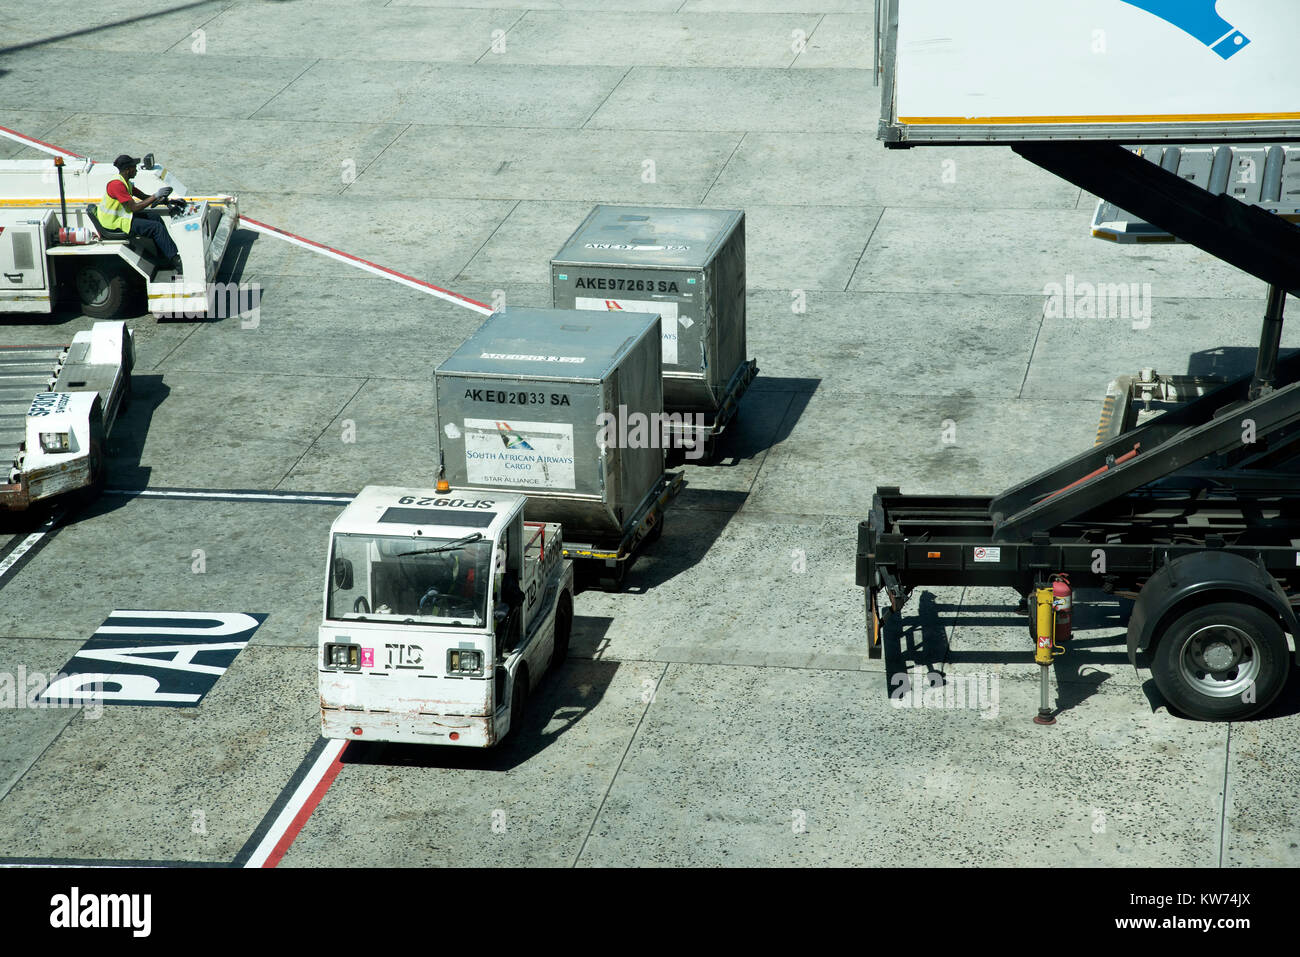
[551,205,749,413]
[434,307,669,556]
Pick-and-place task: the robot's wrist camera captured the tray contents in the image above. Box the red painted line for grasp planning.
[2,123,493,316]
[262,741,347,868]
[241,216,492,312]
[0,124,82,158]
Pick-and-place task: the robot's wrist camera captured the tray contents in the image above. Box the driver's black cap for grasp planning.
[113,154,141,171]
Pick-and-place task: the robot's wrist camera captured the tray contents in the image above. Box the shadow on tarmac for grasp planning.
[0,1,256,57]
[881,588,1136,719]
[1187,345,1300,381]
[94,373,165,511]
[341,628,619,772]
[1141,662,1300,722]
[587,376,820,594]
[879,586,1300,722]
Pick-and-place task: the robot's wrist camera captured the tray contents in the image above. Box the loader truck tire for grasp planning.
[551,593,573,670]
[1150,602,1289,721]
[508,666,529,740]
[599,561,627,593]
[75,259,130,319]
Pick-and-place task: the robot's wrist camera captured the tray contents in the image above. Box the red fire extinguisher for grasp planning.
[1051,573,1072,643]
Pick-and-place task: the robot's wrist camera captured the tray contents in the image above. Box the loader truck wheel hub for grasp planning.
[1201,639,1236,672]
[1180,624,1258,697]
[76,269,110,306]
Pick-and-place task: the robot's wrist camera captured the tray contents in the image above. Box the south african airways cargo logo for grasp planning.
[1120,0,1251,59]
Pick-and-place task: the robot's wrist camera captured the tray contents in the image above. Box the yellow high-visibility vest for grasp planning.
[99,174,134,231]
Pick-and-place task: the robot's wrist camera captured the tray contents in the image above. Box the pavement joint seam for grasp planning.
[937,585,971,674]
[1218,723,1232,867]
[732,390,797,512]
[699,131,746,206]
[7,639,1150,686]
[787,13,826,68]
[0,706,79,807]
[842,206,887,292]
[245,57,321,121]
[579,66,633,131]
[571,661,668,867]
[473,10,529,66]
[1017,296,1050,400]
[453,199,522,282]
[161,0,241,55]
[0,636,83,643]
[272,377,369,490]
[154,368,374,380]
[151,321,206,371]
[340,122,412,196]
[29,111,81,147]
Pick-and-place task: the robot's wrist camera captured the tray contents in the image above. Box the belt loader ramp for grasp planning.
[860,0,1300,721]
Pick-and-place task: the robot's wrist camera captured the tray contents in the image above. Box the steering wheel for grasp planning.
[353,596,370,614]
[418,588,441,615]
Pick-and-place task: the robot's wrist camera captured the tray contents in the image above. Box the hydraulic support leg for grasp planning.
[1251,285,1288,401]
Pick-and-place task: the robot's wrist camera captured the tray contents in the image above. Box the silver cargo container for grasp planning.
[435,307,664,544]
[551,205,747,412]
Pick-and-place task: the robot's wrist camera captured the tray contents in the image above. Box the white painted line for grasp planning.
[241,217,493,315]
[0,509,63,587]
[243,739,347,869]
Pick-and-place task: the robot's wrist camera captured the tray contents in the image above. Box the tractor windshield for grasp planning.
[328,533,493,627]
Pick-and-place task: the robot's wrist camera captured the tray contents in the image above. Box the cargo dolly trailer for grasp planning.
[559,468,683,591]
[435,307,680,592]
[552,206,757,462]
[860,0,1300,721]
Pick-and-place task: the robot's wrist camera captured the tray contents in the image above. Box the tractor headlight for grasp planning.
[326,643,359,668]
[39,432,71,453]
[448,648,483,675]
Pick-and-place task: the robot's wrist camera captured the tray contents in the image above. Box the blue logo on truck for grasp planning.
[1121,0,1250,59]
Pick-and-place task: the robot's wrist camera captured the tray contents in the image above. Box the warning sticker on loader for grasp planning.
[575,296,680,366]
[464,418,576,490]
[973,547,1001,563]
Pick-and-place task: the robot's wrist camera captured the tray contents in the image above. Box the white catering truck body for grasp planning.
[319,486,575,747]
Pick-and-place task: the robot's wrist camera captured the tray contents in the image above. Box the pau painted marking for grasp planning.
[37,611,266,707]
